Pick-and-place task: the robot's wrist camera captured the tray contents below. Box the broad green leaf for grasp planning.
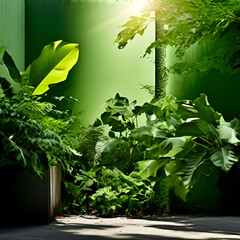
[130,126,167,141]
[195,119,216,142]
[230,118,240,136]
[130,126,153,141]
[210,144,239,172]
[93,118,102,127]
[138,159,169,179]
[101,111,112,124]
[134,102,157,115]
[164,175,187,201]
[179,150,207,189]
[175,121,204,137]
[2,50,21,83]
[110,118,126,132]
[193,94,221,125]
[105,93,136,119]
[161,95,178,112]
[217,118,240,144]
[230,118,240,139]
[96,138,125,154]
[167,146,183,157]
[147,137,185,158]
[177,100,198,120]
[25,40,79,95]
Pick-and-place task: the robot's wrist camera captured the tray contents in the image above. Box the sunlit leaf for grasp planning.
[24,40,79,95]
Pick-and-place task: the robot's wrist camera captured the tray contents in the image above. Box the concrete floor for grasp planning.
[0,215,240,240]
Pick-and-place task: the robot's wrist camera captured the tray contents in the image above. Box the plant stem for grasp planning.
[192,140,209,149]
[199,137,214,146]
[210,124,222,148]
[155,11,167,99]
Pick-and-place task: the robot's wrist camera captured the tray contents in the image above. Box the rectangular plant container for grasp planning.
[0,165,61,225]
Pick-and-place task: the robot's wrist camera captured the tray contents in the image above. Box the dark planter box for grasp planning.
[0,165,61,225]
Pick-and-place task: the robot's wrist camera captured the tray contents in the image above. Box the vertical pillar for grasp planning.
[155,12,167,99]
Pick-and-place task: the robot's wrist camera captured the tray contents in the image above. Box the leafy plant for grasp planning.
[61,94,169,215]
[0,40,80,179]
[62,92,240,215]
[0,84,81,179]
[93,93,240,203]
[0,40,79,95]
[115,0,240,76]
[90,167,154,215]
[135,94,240,200]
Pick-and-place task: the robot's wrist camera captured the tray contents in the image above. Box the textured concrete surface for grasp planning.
[0,215,240,240]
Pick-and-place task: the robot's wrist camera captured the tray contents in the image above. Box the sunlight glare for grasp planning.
[134,0,148,13]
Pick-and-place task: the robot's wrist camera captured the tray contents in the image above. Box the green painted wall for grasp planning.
[26,0,155,125]
[166,42,240,121]
[0,0,25,90]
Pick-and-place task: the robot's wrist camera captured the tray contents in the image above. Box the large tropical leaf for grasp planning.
[230,118,240,139]
[24,40,79,95]
[193,94,221,125]
[147,137,185,158]
[217,119,240,144]
[175,121,204,137]
[130,126,167,141]
[164,175,187,201]
[178,150,207,189]
[195,119,217,143]
[210,144,239,172]
[138,159,170,179]
[95,137,125,156]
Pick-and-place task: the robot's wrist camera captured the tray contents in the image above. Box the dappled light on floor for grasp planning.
[55,216,240,240]
[0,216,240,240]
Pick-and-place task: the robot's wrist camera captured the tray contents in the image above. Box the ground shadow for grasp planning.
[135,216,240,236]
[0,216,239,240]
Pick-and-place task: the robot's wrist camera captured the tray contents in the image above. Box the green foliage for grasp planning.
[115,0,240,75]
[61,94,170,215]
[0,40,80,180]
[0,86,81,179]
[61,92,240,215]
[1,40,79,95]
[93,93,240,203]
[90,167,154,215]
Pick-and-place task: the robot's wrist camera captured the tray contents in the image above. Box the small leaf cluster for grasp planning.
[90,167,154,215]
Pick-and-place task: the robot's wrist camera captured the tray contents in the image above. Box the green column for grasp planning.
[155,14,167,99]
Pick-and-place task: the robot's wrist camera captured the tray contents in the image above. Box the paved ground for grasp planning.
[0,215,240,240]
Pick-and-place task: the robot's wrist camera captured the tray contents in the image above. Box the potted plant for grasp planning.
[0,40,80,225]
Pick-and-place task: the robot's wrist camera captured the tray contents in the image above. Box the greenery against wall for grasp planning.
[116,0,240,80]
[2,0,240,216]
[62,91,240,215]
[0,41,80,179]
[25,0,155,125]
